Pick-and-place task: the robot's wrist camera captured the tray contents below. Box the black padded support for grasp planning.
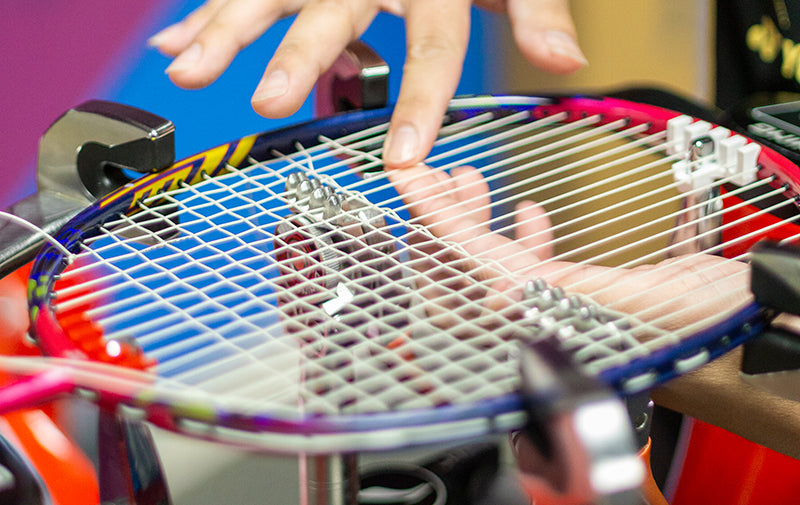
[743,327,800,374]
[750,241,800,316]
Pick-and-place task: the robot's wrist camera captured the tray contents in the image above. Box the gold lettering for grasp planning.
[782,39,800,78]
[747,16,782,63]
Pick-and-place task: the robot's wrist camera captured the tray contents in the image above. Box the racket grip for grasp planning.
[0,369,75,414]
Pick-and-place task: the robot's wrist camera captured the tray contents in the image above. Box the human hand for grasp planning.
[387,165,751,332]
[149,0,585,168]
[389,165,800,468]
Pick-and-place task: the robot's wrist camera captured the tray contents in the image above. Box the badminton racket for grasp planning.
[3,93,799,502]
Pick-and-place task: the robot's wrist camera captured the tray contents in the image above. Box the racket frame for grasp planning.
[21,94,786,450]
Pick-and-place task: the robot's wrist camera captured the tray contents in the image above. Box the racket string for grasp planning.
[45,105,800,420]
[268,112,612,213]
[56,189,528,413]
[0,210,74,259]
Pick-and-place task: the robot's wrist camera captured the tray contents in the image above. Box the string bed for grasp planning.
[41,101,799,449]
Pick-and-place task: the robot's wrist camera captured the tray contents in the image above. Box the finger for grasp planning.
[250,0,379,118]
[535,254,751,332]
[163,0,293,89]
[389,165,478,236]
[389,165,540,277]
[507,0,587,74]
[149,0,229,56]
[515,200,553,259]
[382,0,472,168]
[450,166,491,222]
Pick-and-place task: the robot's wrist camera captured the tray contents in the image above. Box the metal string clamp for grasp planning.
[514,278,644,505]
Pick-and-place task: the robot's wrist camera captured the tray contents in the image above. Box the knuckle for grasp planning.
[204,17,249,51]
[311,0,347,7]
[310,0,354,18]
[275,38,306,61]
[185,0,226,27]
[406,34,461,63]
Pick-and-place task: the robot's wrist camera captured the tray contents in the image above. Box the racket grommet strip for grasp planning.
[117,404,147,421]
[621,372,658,394]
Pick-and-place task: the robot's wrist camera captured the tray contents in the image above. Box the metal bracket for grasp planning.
[0,100,174,278]
[741,241,800,400]
[513,279,644,505]
[314,40,389,117]
[37,100,174,202]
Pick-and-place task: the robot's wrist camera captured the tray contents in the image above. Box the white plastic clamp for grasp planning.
[667,115,760,192]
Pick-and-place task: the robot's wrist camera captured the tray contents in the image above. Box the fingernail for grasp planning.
[165,42,203,73]
[544,30,588,66]
[148,24,181,47]
[253,70,289,101]
[384,125,419,166]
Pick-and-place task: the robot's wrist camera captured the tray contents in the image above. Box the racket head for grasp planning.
[25,94,797,453]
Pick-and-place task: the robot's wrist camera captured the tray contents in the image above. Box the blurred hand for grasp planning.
[149,0,585,168]
[387,165,752,332]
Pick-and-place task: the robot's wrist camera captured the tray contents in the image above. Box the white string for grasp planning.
[56,127,680,334]
[0,210,73,259]
[44,105,800,424]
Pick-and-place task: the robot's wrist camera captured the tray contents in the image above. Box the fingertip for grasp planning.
[148,25,173,47]
[250,97,296,119]
[250,79,305,119]
[252,70,290,102]
[543,30,588,65]
[517,200,551,228]
[450,165,478,178]
[517,199,542,212]
[383,124,422,168]
[516,200,553,259]
[516,29,588,75]
[148,23,193,56]
[165,42,203,74]
[164,43,220,89]
[450,165,488,196]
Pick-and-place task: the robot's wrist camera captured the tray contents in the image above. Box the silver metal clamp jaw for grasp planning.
[0,100,174,279]
[0,100,176,505]
[513,279,645,505]
[274,172,403,330]
[314,40,389,117]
